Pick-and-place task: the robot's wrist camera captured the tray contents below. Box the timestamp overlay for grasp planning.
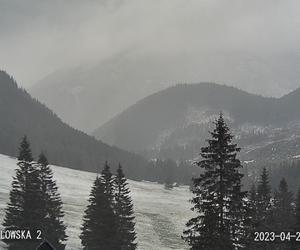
[254,231,300,243]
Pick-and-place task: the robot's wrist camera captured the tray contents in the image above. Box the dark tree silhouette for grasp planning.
[38,153,67,249]
[256,167,272,230]
[244,184,260,249]
[183,114,247,250]
[102,161,115,204]
[3,136,43,250]
[80,163,118,249]
[114,164,137,249]
[272,178,294,231]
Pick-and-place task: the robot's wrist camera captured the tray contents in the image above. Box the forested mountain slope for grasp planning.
[0,71,147,179]
[93,83,300,163]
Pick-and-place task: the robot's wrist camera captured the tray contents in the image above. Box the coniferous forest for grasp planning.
[3,137,67,250]
[181,115,300,250]
[1,115,300,249]
[2,136,138,249]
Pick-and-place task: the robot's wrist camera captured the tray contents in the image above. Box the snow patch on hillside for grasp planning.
[238,123,269,135]
[184,106,233,126]
[155,128,176,149]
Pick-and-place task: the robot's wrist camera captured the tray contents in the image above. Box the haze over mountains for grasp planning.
[30,52,300,133]
[3,1,300,97]
[93,83,300,164]
[30,53,171,132]
[3,0,300,135]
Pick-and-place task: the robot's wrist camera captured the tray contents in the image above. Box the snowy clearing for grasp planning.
[0,154,193,249]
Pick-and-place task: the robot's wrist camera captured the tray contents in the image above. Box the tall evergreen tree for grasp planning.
[272,178,294,231]
[244,168,274,250]
[269,178,295,250]
[244,185,259,250]
[248,185,259,226]
[114,164,137,249]
[80,162,118,249]
[3,136,43,250]
[102,161,115,203]
[256,167,272,230]
[183,114,247,250]
[38,153,67,249]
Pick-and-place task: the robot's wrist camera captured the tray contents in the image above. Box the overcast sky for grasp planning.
[1,0,300,96]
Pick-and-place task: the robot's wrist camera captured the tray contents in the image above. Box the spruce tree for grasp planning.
[114,164,137,249]
[182,114,247,250]
[38,153,67,249]
[247,168,273,250]
[244,185,259,249]
[256,168,272,230]
[3,136,43,250]
[272,178,294,231]
[102,161,115,203]
[248,185,259,226]
[267,178,295,250]
[80,162,118,249]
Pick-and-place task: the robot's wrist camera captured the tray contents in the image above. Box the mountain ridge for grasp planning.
[92,82,300,163]
[29,51,300,133]
[0,70,148,180]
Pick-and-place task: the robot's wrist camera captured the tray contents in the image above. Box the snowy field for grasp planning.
[0,154,193,249]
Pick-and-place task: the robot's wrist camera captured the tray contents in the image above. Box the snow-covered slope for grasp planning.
[0,154,192,250]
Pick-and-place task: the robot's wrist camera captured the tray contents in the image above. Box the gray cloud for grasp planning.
[0,0,300,96]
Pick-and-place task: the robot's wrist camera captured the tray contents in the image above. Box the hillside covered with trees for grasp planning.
[0,70,148,180]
